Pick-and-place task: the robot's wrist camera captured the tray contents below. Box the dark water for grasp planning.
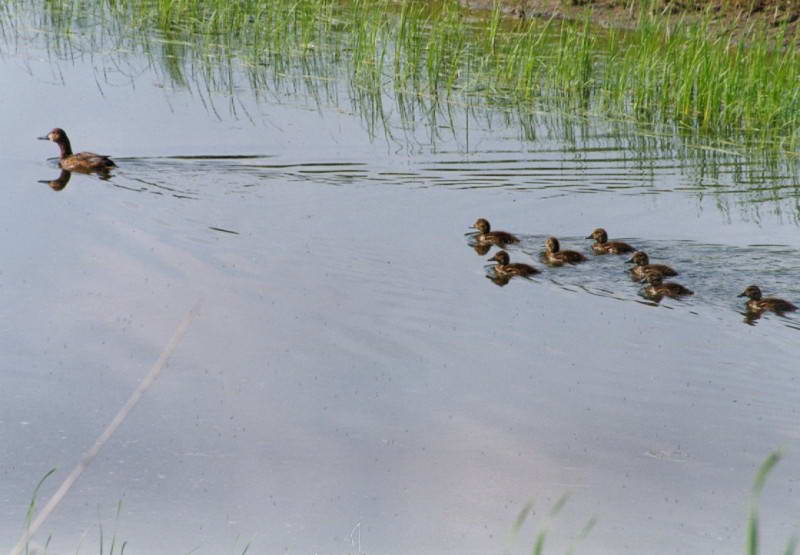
[1,6,800,555]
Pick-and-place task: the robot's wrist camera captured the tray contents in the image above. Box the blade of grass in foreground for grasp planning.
[746,451,793,555]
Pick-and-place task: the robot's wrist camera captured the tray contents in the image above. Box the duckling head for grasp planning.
[488,251,510,265]
[627,251,649,266]
[545,237,560,253]
[738,285,762,300]
[471,218,490,233]
[586,228,608,243]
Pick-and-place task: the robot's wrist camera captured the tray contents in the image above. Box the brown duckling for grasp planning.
[488,250,539,278]
[542,237,586,266]
[38,128,116,173]
[738,285,797,315]
[626,251,678,282]
[642,274,693,301]
[586,228,634,255]
[470,218,520,247]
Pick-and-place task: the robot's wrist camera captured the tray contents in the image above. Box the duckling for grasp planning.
[542,237,586,266]
[487,250,539,278]
[586,228,634,255]
[38,128,116,173]
[626,251,678,282]
[642,274,693,301]
[470,218,519,247]
[738,285,797,315]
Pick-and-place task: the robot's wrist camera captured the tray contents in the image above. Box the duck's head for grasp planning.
[545,237,560,253]
[471,218,490,233]
[488,250,510,265]
[38,128,68,143]
[738,285,762,300]
[627,251,649,266]
[586,228,608,243]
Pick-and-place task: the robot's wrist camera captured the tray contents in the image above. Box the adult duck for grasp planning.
[38,128,116,173]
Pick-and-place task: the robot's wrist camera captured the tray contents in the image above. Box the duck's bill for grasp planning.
[585,235,593,239]
[737,292,747,297]
[625,258,634,263]
[37,135,49,140]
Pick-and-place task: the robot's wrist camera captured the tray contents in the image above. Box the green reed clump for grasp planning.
[599,14,800,147]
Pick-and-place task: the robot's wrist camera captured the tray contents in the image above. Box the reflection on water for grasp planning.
[1,2,800,555]
[79,148,800,228]
[38,169,71,191]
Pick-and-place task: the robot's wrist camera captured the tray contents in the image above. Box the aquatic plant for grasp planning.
[746,452,797,555]
[4,0,800,154]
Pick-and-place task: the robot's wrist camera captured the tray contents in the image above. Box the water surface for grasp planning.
[1,4,799,554]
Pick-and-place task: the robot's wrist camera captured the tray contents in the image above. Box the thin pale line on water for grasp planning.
[8,301,202,555]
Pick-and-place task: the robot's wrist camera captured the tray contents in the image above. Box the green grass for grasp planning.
[4,0,800,154]
[746,452,797,555]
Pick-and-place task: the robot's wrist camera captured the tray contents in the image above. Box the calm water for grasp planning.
[1,5,799,555]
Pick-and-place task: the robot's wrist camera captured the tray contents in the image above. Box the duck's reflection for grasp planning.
[37,165,115,191]
[742,310,762,326]
[38,170,72,191]
[471,243,491,256]
[486,273,511,287]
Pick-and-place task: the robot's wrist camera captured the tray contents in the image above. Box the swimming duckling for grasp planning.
[738,285,797,315]
[38,128,116,173]
[626,251,678,282]
[542,237,586,266]
[642,274,693,301]
[470,218,520,247]
[487,250,539,278]
[586,228,634,255]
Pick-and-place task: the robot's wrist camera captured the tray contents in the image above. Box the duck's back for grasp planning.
[504,262,539,277]
[543,250,586,265]
[751,298,798,313]
[557,250,587,263]
[62,151,116,171]
[631,264,678,281]
[652,282,693,297]
[593,241,634,254]
[480,231,519,246]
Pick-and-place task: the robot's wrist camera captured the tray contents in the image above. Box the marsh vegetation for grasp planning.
[6,0,800,150]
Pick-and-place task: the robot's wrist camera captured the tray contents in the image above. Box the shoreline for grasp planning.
[459,0,800,39]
